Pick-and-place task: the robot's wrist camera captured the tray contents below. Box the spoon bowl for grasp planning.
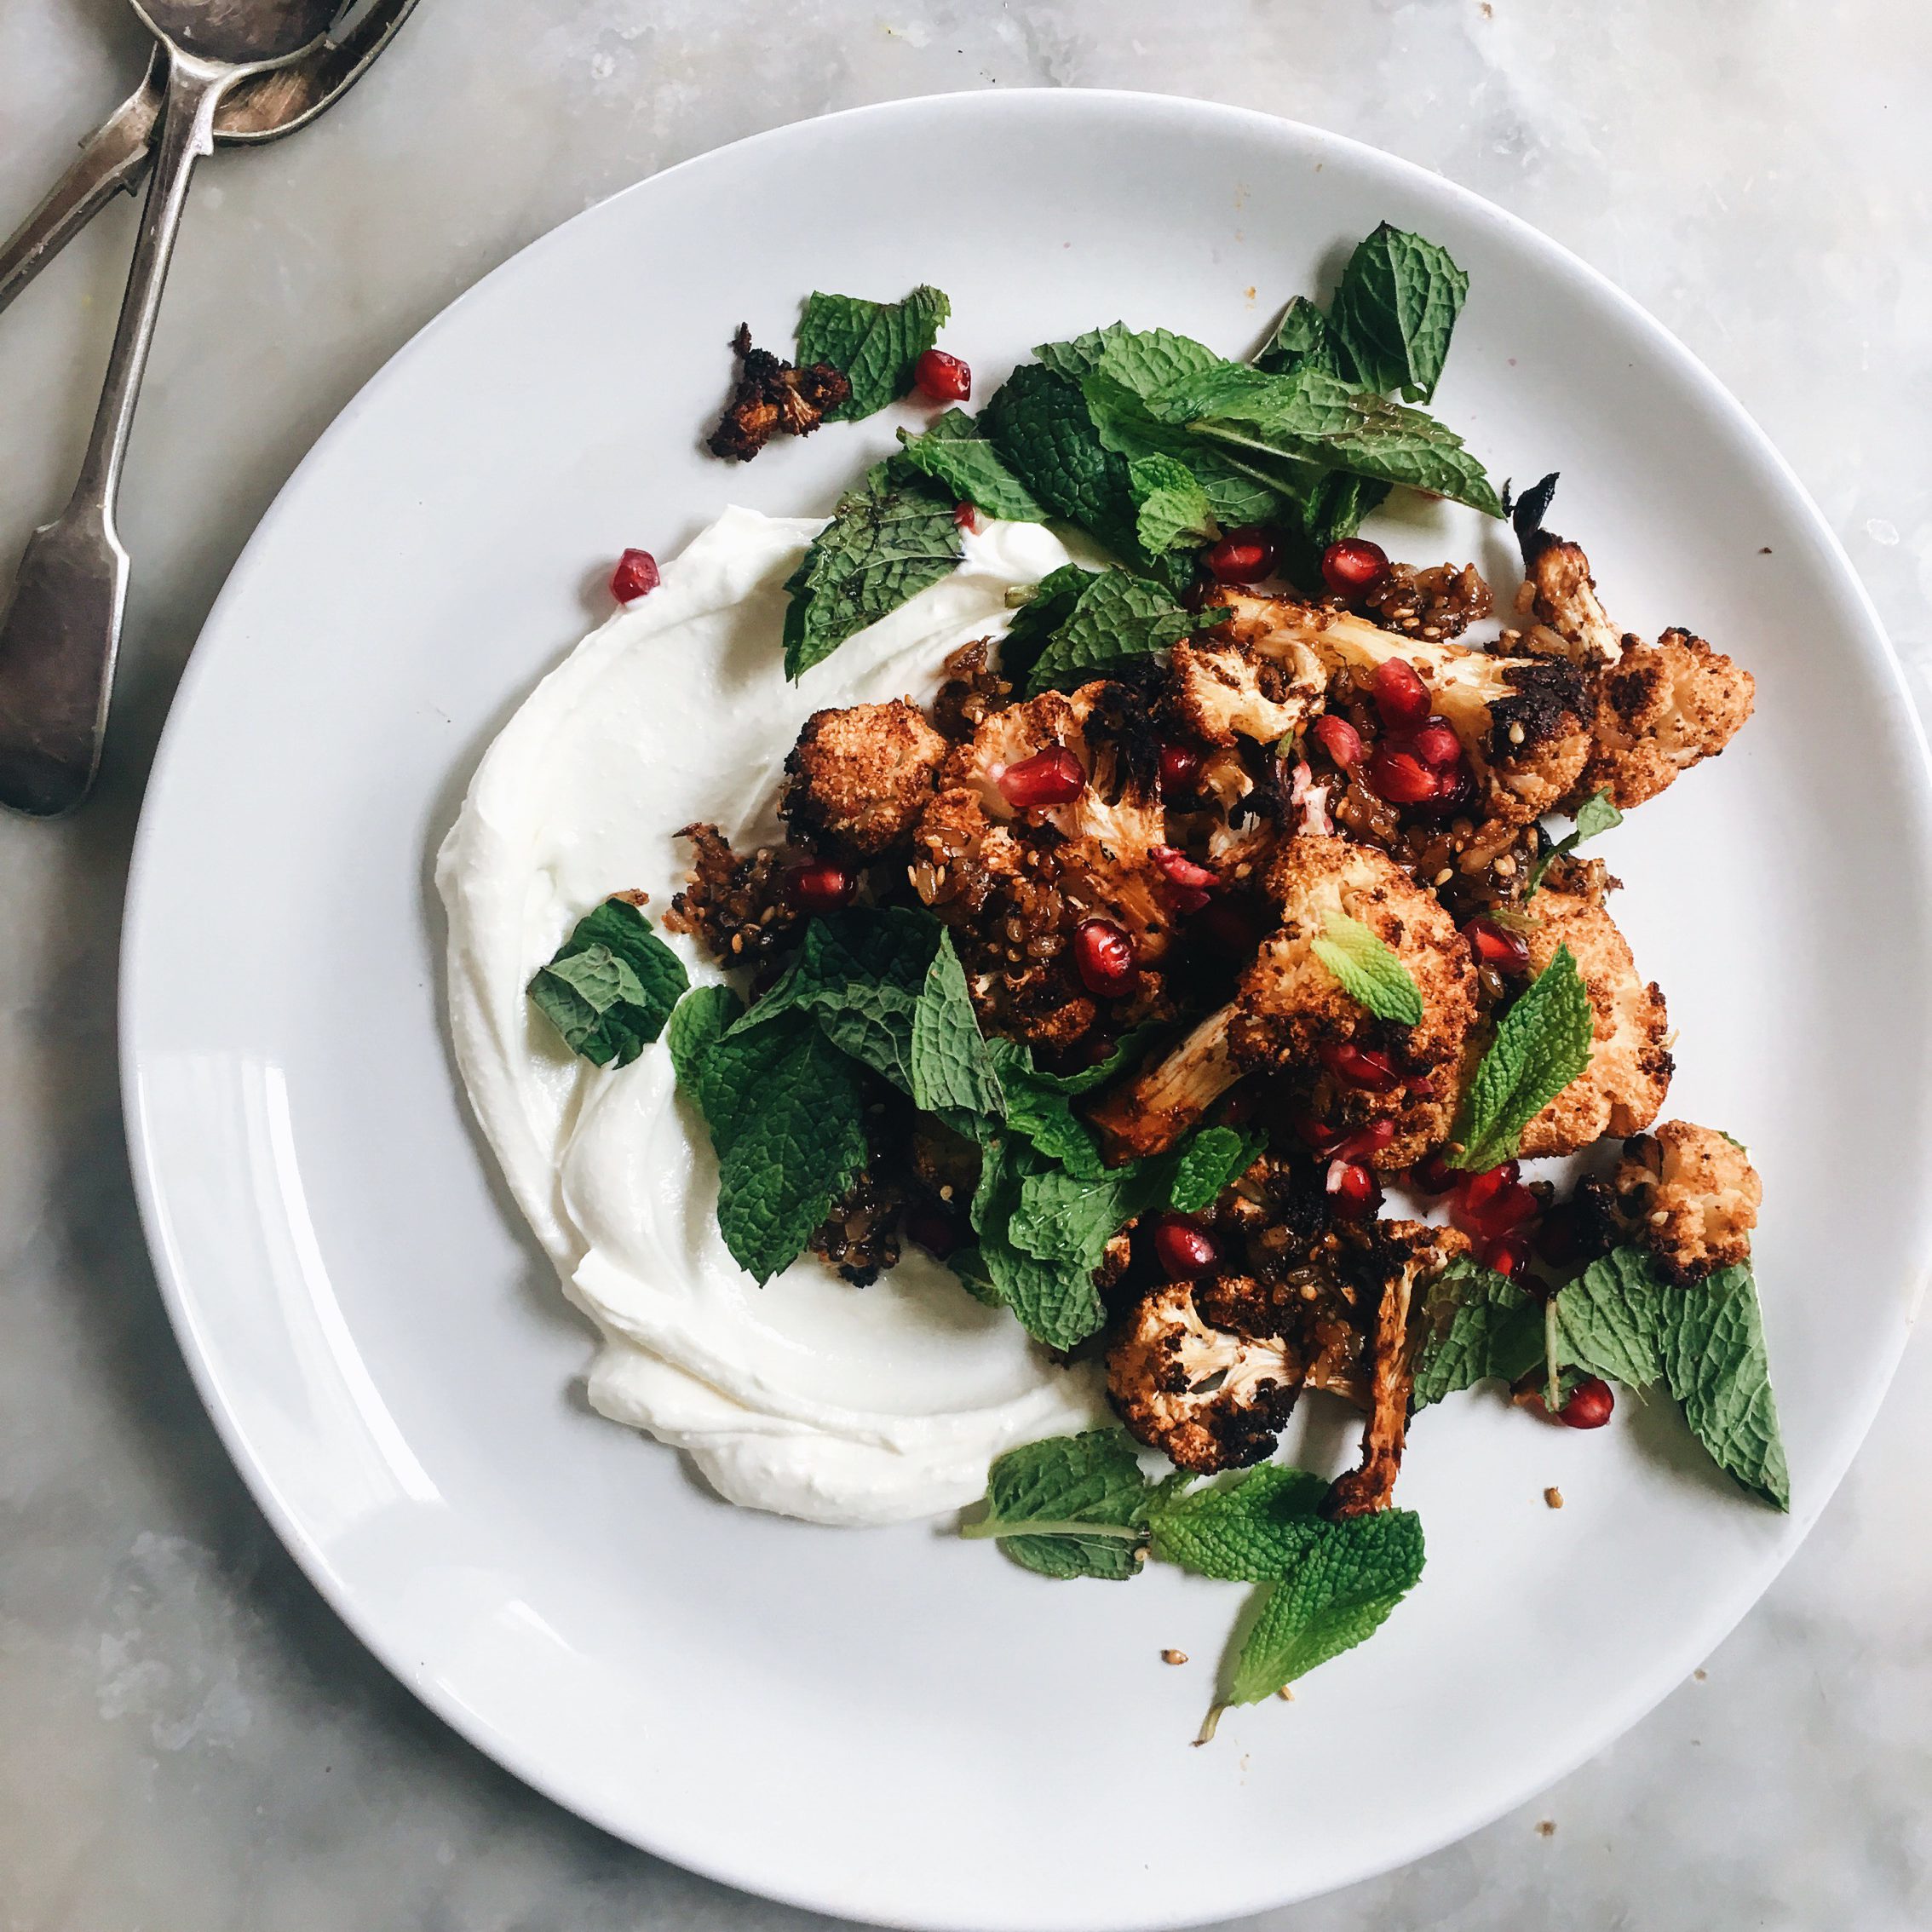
[131,0,343,68]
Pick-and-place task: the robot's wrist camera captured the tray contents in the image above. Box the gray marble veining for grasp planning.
[2,2,1928,1927]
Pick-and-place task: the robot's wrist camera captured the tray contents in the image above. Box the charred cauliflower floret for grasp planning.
[1581,629,1756,810]
[1106,1277,1305,1473]
[1165,635,1325,748]
[781,699,949,857]
[1516,888,1671,1157]
[1216,591,1594,828]
[706,324,852,461]
[1613,1121,1761,1285]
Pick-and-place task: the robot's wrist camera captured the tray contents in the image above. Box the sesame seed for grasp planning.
[939,1185,954,1202]
[1544,1486,1564,1509]
[1433,866,1453,886]
[1493,854,1517,877]
[1276,1685,1294,1701]
[1507,722,1527,745]
[729,933,745,954]
[1161,1648,1188,1667]
[1651,1208,1670,1226]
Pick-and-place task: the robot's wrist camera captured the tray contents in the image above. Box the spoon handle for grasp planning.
[0,50,227,819]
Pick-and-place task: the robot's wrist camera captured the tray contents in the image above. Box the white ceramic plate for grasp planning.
[122,91,1932,1931]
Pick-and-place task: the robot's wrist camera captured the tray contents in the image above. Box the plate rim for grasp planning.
[118,86,1932,1930]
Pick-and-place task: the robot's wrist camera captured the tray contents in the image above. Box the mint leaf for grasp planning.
[897,412,1049,521]
[1411,1256,1545,1408]
[1451,944,1594,1170]
[947,1245,1003,1308]
[1555,1248,1790,1509]
[970,1136,1118,1350]
[1526,785,1624,894]
[782,464,963,678]
[1008,1159,1149,1276]
[1297,469,1390,547]
[960,1429,1153,1579]
[1167,1125,1268,1214]
[1310,911,1424,1026]
[981,363,1147,565]
[526,898,690,1067]
[1147,1465,1328,1580]
[1217,1510,1426,1712]
[693,1009,869,1285]
[1129,453,1218,554]
[910,929,1005,1122]
[1025,566,1209,696]
[986,1038,1107,1179]
[665,983,743,1094]
[1326,224,1469,405]
[1254,296,1344,378]
[796,285,951,420]
[998,562,1097,691]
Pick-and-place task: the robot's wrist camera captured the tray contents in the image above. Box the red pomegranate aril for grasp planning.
[1203,526,1278,584]
[1312,714,1364,769]
[1320,1041,1402,1092]
[904,1205,961,1259]
[1464,915,1532,972]
[1331,1118,1397,1163]
[1073,918,1137,997]
[1410,721,1463,769]
[1293,1113,1339,1154]
[1152,845,1217,892]
[1412,1149,1458,1193]
[998,745,1085,809]
[1484,1233,1532,1279]
[1367,747,1439,804]
[1153,1215,1218,1279]
[1158,742,1201,794]
[914,348,972,402]
[610,547,660,603]
[1453,1163,1538,1242]
[1559,1376,1615,1429]
[1320,537,1390,598]
[1371,657,1432,730]
[785,861,855,915]
[953,501,979,531]
[1325,1159,1381,1220]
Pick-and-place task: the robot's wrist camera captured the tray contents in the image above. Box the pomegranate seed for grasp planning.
[998,745,1084,809]
[1320,538,1390,598]
[610,548,660,603]
[1293,1113,1339,1154]
[1204,526,1278,584]
[1410,720,1463,769]
[953,501,979,531]
[1158,742,1201,793]
[1152,845,1217,892]
[1453,1163,1539,1242]
[1464,916,1532,972]
[1312,714,1364,769]
[1331,1118,1397,1163]
[1073,918,1136,997]
[1320,1041,1402,1092]
[1325,1159,1381,1220]
[1484,1233,1532,1278]
[1367,747,1439,804]
[1560,1376,1615,1429]
[1153,1215,1218,1279]
[915,348,972,402]
[1371,658,1432,730]
[1420,761,1476,817]
[1406,1074,1436,1098]
[1412,1150,1458,1193]
[905,1205,961,1259]
[785,861,855,915]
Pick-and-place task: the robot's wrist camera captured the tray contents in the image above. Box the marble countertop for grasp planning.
[3,3,1928,1927]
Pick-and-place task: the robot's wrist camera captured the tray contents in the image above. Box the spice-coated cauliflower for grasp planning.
[781,698,951,856]
[1164,635,1325,748]
[1581,629,1757,810]
[1614,1121,1761,1284]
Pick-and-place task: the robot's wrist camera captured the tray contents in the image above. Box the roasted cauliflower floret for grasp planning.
[1613,1121,1761,1284]
[1085,1009,1240,1164]
[1106,1277,1304,1473]
[1581,628,1756,810]
[1516,888,1671,1158]
[1516,535,1623,666]
[1216,591,1594,827]
[707,324,852,461]
[1165,635,1324,748]
[781,698,950,856]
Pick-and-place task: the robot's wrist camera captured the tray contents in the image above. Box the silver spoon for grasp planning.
[0,0,343,819]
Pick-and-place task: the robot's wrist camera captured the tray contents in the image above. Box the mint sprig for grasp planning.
[960,1429,1157,1579]
[526,898,689,1067]
[1410,1256,1545,1409]
[1310,911,1424,1026]
[1023,565,1215,696]
[910,929,1005,1124]
[665,982,743,1093]
[1325,223,1470,405]
[797,285,951,421]
[897,411,1048,522]
[1128,453,1218,555]
[1450,945,1594,1170]
[1526,786,1624,894]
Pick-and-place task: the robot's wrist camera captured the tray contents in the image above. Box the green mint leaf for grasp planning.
[1147,1465,1328,1580]
[969,1136,1115,1350]
[1411,1256,1546,1409]
[910,929,1006,1121]
[981,363,1147,565]
[896,412,1049,521]
[1025,566,1208,696]
[986,1039,1107,1179]
[693,1009,869,1285]
[960,1429,1154,1579]
[796,285,951,420]
[1038,324,1223,394]
[1129,453,1218,554]
[1309,911,1424,1027]
[1253,296,1346,377]
[1526,786,1624,894]
[1008,1159,1149,1276]
[1451,944,1594,1170]
[1326,224,1469,404]
[1297,469,1391,547]
[1215,1512,1426,1722]
[782,464,963,678]
[1166,1124,1268,1214]
[998,562,1098,691]
[665,982,743,1094]
[1555,1248,1790,1509]
[526,898,690,1067]
[947,1245,1004,1308]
